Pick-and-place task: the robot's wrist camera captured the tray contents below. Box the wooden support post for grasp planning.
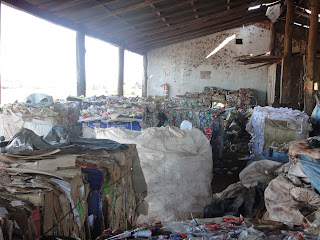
[0,1,2,104]
[280,0,294,104]
[305,0,319,115]
[118,46,124,96]
[142,54,148,97]
[76,31,86,97]
[269,21,276,56]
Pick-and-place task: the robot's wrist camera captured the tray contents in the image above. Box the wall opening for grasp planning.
[1,4,76,104]
[85,36,118,96]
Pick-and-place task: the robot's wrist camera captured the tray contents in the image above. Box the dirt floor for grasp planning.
[211,151,249,194]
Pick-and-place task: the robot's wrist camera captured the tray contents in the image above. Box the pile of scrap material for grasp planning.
[96,217,320,240]
[0,127,147,239]
[205,136,320,233]
[95,127,213,225]
[246,106,312,157]
[0,94,81,140]
[177,87,255,109]
[264,137,320,226]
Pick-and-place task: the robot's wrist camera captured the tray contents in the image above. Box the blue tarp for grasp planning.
[87,191,103,240]
[259,148,289,163]
[81,168,104,191]
[297,154,320,193]
[82,169,104,239]
[85,117,142,131]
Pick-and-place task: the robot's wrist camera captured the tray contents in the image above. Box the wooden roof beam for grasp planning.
[133,13,266,50]
[134,16,267,53]
[53,0,120,17]
[190,0,199,19]
[38,0,82,10]
[91,0,220,30]
[127,3,268,44]
[130,9,266,49]
[107,1,248,39]
[76,0,168,24]
[135,18,267,53]
[150,3,170,27]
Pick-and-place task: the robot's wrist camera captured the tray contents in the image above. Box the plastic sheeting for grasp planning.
[6,126,128,154]
[246,106,311,157]
[95,127,213,224]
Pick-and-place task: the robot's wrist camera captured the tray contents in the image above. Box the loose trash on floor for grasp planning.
[2,91,320,239]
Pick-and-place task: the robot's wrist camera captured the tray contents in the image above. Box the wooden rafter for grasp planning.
[102,0,269,38]
[53,0,120,16]
[190,1,198,19]
[131,12,266,50]
[150,3,170,27]
[38,0,82,10]
[125,3,267,45]
[76,0,168,24]
[106,2,232,38]
[133,11,266,48]
[89,0,218,30]
[134,15,268,52]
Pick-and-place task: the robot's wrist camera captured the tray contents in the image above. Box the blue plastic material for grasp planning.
[85,119,141,131]
[260,148,289,163]
[298,154,320,193]
[313,106,320,136]
[87,191,103,240]
[81,168,104,191]
[82,168,104,239]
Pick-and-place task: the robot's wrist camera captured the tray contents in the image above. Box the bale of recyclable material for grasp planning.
[95,126,213,224]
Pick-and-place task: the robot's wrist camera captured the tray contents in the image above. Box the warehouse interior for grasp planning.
[0,0,320,239]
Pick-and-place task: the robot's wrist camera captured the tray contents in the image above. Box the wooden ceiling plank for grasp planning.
[77,0,168,24]
[130,10,266,49]
[54,0,120,17]
[107,1,245,39]
[91,0,232,31]
[190,0,199,19]
[38,0,82,10]
[144,0,270,36]
[135,16,267,52]
[150,3,170,27]
[127,2,268,44]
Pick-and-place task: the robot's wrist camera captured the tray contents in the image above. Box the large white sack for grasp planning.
[0,111,54,140]
[95,126,213,224]
[0,113,23,140]
[239,160,282,188]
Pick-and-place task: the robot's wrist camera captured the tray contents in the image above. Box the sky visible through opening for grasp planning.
[1,4,143,104]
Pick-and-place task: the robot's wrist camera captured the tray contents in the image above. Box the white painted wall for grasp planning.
[147,25,271,105]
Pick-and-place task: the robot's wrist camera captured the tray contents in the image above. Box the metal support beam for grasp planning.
[118,46,124,96]
[142,54,148,97]
[305,0,319,115]
[76,31,86,96]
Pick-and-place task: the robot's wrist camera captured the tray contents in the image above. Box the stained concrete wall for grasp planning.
[147,25,271,105]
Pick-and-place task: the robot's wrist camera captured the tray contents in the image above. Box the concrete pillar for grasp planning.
[118,46,124,96]
[142,54,148,97]
[76,31,86,96]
